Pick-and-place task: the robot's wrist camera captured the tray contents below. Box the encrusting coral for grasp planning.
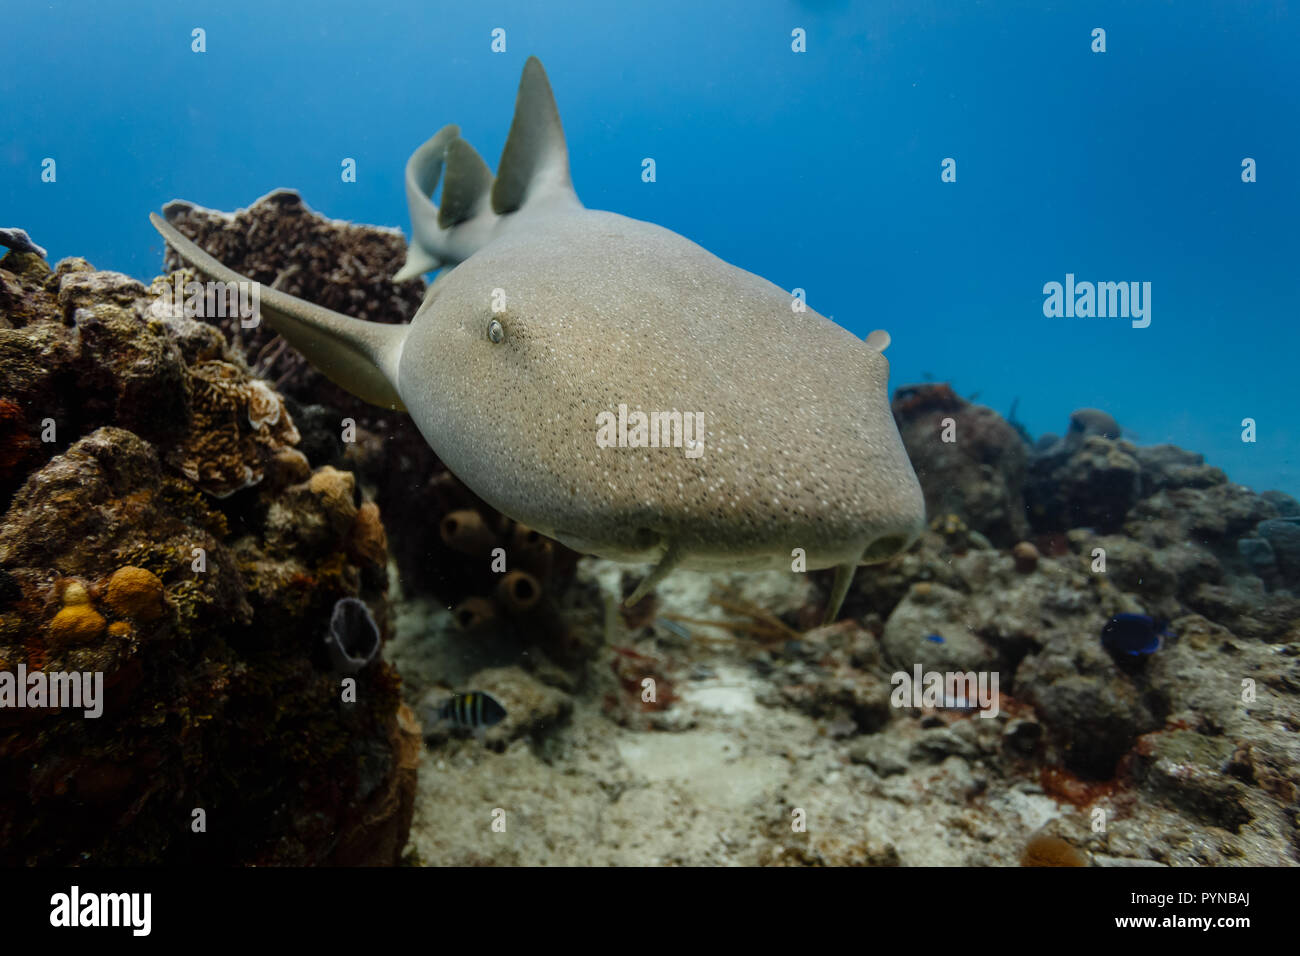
[0,245,417,865]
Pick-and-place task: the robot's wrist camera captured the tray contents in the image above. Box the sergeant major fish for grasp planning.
[437,691,507,733]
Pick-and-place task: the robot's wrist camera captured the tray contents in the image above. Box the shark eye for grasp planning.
[487,318,505,344]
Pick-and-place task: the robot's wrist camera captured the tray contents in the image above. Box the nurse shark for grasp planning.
[150,56,925,622]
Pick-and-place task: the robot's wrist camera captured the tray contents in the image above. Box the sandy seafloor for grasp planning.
[386,559,1292,867]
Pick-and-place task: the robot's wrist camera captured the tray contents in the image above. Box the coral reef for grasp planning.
[891,384,1030,546]
[9,196,1296,868]
[159,191,423,397]
[0,247,416,864]
[158,192,437,582]
[0,229,45,258]
[426,475,588,676]
[840,397,1297,858]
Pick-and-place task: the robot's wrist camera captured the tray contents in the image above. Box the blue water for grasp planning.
[4,1,1297,493]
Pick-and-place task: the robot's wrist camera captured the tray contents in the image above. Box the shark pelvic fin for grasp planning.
[151,212,408,412]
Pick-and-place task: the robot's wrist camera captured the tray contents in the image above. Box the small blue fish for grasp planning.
[1101,614,1172,657]
[658,618,691,641]
[925,633,945,644]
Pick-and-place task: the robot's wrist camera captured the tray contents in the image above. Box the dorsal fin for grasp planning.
[491,56,578,215]
[438,137,494,229]
[395,125,460,280]
[406,124,459,230]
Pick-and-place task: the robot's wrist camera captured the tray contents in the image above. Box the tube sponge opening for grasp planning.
[326,597,381,674]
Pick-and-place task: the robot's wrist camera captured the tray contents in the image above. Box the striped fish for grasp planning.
[438,691,507,731]
[657,618,691,641]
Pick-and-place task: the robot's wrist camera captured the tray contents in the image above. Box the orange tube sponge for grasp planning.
[495,570,542,615]
[452,597,497,632]
[440,509,499,557]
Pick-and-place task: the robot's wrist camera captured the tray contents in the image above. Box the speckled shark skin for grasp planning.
[151,57,925,621]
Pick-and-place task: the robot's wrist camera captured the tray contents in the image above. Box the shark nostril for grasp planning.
[862,533,908,564]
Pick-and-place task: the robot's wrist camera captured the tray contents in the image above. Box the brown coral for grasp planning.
[0,246,411,866]
[892,383,1030,546]
[168,360,299,498]
[496,570,543,615]
[1020,833,1088,867]
[452,597,497,632]
[346,501,388,569]
[307,465,358,534]
[0,398,37,481]
[440,508,499,557]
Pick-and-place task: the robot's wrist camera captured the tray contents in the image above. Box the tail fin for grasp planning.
[395,126,500,281]
[150,213,408,412]
[395,56,581,281]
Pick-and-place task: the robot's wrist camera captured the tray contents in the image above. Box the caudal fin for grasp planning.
[395,56,581,281]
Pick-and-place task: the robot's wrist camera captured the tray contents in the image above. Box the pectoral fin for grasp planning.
[151,212,408,411]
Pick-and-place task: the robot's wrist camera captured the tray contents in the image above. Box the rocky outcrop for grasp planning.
[891,384,1029,546]
[0,247,417,865]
